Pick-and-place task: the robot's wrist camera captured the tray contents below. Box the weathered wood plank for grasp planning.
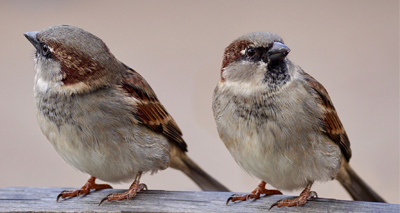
[0,187,398,213]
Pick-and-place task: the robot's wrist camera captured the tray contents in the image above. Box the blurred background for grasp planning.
[0,0,398,204]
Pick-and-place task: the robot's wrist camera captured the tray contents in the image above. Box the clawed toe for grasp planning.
[99,193,113,206]
[226,194,242,205]
[56,191,71,202]
[309,191,318,199]
[226,197,233,205]
[98,173,146,205]
[268,183,317,210]
[56,176,112,202]
[56,189,87,202]
[98,183,147,205]
[140,183,148,191]
[226,181,282,205]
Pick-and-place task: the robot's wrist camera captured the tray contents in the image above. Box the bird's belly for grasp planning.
[36,113,170,183]
[219,114,341,191]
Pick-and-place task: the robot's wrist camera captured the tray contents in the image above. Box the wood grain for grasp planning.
[0,187,398,212]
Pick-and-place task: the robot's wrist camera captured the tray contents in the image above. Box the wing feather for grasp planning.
[303,72,352,161]
[121,64,187,152]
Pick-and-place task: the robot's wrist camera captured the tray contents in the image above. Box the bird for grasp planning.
[212,32,385,209]
[24,25,229,204]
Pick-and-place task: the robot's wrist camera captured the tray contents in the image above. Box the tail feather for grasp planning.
[181,154,230,191]
[169,145,229,191]
[337,160,385,202]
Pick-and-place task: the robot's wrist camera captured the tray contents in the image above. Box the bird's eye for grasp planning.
[246,47,256,57]
[41,44,51,58]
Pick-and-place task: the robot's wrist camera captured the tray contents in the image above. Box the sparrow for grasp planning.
[24,25,229,204]
[212,32,385,209]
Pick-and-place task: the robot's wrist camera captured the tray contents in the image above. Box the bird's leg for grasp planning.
[226,181,282,205]
[99,172,147,205]
[269,182,317,210]
[57,176,112,201]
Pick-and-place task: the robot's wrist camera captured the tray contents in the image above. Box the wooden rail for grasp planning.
[0,187,398,212]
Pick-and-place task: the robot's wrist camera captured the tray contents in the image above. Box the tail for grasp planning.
[169,145,230,191]
[336,160,385,202]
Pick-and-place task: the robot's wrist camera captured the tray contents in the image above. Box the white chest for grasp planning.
[213,83,341,190]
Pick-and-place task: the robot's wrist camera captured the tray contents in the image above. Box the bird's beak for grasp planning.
[23,31,41,51]
[266,42,290,61]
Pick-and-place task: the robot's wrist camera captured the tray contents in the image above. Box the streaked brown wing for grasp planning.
[303,72,352,161]
[121,64,187,152]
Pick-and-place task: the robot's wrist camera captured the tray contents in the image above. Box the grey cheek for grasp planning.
[36,58,63,83]
[224,62,261,82]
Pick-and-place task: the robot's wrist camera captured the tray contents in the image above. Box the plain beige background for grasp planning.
[0,0,398,204]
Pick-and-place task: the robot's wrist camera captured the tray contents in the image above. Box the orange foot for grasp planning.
[226,181,282,205]
[269,182,317,210]
[99,172,147,205]
[57,176,112,202]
